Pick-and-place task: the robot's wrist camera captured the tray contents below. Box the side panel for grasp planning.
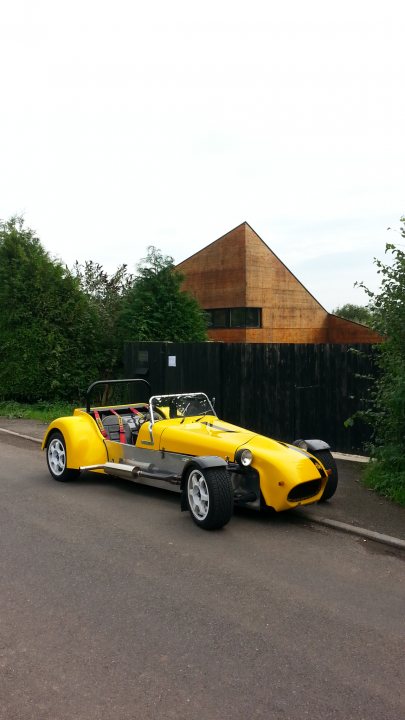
[42,415,107,469]
[104,442,226,476]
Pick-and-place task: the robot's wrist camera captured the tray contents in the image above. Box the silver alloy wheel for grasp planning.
[187,469,210,521]
[48,437,66,477]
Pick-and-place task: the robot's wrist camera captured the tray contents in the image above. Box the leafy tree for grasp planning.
[72,260,133,376]
[0,217,100,401]
[356,219,405,504]
[332,303,375,327]
[119,247,208,341]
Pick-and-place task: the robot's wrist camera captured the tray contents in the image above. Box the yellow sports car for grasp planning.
[43,379,338,530]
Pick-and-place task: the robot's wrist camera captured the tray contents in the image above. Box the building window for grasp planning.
[206,308,261,329]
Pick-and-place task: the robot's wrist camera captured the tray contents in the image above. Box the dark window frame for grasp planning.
[206,307,262,329]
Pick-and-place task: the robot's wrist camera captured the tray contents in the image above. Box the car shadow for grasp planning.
[75,470,181,506]
[66,472,317,527]
[233,504,305,528]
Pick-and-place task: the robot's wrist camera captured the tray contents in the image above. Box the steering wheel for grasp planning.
[144,408,166,423]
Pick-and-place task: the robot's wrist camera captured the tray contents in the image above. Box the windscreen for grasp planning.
[151,393,215,419]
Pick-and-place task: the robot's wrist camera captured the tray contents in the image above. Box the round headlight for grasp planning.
[236,448,253,467]
[293,439,308,451]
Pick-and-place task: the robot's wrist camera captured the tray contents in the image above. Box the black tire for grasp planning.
[186,466,233,530]
[313,450,338,502]
[46,430,80,482]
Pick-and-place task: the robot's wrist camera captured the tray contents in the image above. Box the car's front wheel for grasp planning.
[313,450,338,501]
[46,431,80,482]
[186,467,233,530]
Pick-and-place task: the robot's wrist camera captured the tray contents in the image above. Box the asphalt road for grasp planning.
[1,434,404,720]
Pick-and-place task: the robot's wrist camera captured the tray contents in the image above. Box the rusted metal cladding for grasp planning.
[176,222,382,345]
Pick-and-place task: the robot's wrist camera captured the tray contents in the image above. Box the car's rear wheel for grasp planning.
[313,450,338,501]
[186,467,233,530]
[46,431,80,482]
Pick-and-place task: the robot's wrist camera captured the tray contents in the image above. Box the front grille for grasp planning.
[287,479,322,502]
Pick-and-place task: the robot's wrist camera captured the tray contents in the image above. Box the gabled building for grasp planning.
[176,222,382,344]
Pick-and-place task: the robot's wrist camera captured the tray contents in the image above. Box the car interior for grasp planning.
[89,404,150,444]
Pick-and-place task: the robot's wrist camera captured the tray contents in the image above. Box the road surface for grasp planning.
[1,433,404,719]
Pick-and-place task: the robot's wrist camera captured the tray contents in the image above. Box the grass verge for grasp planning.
[363,461,405,506]
[0,401,75,425]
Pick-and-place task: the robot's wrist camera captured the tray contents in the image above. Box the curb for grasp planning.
[0,427,42,444]
[332,452,369,463]
[295,510,405,551]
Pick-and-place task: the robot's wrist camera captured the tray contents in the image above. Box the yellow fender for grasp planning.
[246,437,327,511]
[42,413,107,470]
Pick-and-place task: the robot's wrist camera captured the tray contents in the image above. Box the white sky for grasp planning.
[1,0,404,311]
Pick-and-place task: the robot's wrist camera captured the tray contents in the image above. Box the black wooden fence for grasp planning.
[123,342,377,454]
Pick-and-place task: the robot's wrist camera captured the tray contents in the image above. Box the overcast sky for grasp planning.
[1,0,404,311]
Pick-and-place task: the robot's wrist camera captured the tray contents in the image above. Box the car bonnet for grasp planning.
[158,417,256,458]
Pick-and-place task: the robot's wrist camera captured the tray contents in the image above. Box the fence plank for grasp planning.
[124,342,376,454]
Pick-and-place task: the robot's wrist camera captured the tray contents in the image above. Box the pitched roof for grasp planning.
[176,221,327,312]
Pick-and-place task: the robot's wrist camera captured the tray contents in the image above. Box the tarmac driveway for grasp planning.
[0,430,404,720]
